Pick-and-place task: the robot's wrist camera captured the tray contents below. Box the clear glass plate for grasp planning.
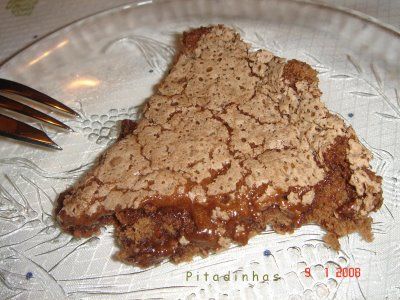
[0,0,399,299]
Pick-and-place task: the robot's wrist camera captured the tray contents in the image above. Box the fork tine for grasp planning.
[0,78,79,117]
[0,114,62,150]
[0,94,72,131]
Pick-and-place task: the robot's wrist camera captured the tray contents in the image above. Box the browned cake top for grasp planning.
[59,25,380,224]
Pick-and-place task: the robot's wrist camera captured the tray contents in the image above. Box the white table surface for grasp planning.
[0,0,399,65]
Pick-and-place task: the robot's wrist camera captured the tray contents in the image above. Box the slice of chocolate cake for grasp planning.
[57,25,383,267]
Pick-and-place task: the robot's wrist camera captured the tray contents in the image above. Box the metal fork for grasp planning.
[0,78,78,150]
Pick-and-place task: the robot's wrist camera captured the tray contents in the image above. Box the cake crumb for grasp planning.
[179,236,190,245]
[302,190,315,205]
[236,225,245,233]
[212,207,230,221]
[218,237,232,249]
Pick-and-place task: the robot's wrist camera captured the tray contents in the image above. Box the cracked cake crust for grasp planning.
[57,25,383,267]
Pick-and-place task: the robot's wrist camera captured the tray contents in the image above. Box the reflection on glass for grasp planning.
[67,77,100,89]
[28,40,69,66]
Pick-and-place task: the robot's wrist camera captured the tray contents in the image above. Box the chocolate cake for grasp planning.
[57,25,383,267]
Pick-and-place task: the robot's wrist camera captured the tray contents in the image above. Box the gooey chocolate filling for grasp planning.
[56,133,382,268]
[107,136,380,267]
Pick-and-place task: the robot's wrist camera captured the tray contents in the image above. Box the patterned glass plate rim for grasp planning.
[0,0,399,299]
